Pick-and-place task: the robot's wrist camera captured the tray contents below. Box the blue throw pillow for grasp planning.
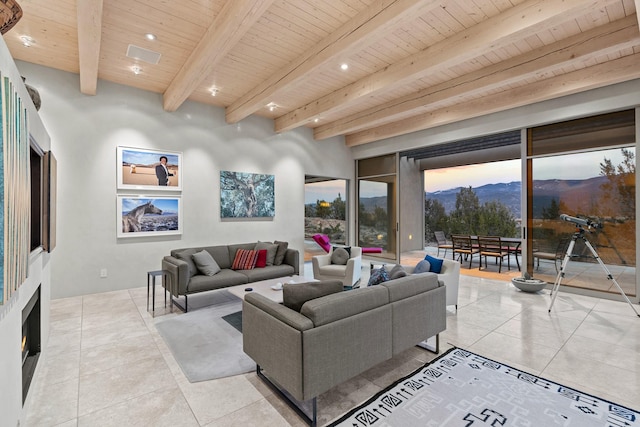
[425,255,444,273]
[413,260,431,274]
[367,266,389,286]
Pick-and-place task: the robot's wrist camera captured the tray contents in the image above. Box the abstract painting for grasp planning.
[220,171,274,218]
[0,73,30,305]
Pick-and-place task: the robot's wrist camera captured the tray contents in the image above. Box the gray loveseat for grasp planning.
[242,272,445,425]
[162,241,299,312]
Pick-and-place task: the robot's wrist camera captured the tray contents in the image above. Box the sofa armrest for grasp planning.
[162,256,190,296]
[243,293,312,400]
[311,253,331,278]
[344,256,362,284]
[283,248,300,274]
[244,293,314,331]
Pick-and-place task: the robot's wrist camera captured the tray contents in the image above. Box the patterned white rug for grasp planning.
[330,347,639,426]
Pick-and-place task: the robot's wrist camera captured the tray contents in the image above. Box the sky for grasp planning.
[425,148,632,193]
[122,149,179,166]
[121,197,178,214]
[305,180,347,204]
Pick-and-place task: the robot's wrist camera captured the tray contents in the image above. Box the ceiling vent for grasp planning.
[126,44,161,65]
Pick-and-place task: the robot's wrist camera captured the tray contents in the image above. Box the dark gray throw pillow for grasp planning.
[192,250,221,276]
[389,264,407,280]
[330,247,350,265]
[283,280,343,312]
[254,241,278,266]
[273,240,289,265]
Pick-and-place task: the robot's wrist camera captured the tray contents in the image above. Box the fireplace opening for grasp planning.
[22,285,41,404]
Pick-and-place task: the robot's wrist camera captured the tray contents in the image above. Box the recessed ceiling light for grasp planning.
[210,87,218,96]
[340,63,348,71]
[20,35,34,47]
[267,102,277,112]
[131,65,142,75]
[145,33,156,41]
[314,118,320,123]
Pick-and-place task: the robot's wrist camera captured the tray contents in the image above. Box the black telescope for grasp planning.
[559,214,602,229]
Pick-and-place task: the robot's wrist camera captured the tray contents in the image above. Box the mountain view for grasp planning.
[426,176,611,219]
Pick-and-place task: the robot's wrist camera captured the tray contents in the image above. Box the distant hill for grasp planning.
[428,182,522,218]
[308,177,612,221]
[425,176,610,219]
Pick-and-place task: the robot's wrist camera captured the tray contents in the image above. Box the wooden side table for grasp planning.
[147,270,170,317]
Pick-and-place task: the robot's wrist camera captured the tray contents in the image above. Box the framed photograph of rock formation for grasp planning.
[117,146,182,191]
[117,196,182,238]
[220,171,275,219]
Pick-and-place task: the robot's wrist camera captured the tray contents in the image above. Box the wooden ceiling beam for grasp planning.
[276,0,620,133]
[163,0,274,112]
[345,52,640,146]
[315,15,640,140]
[225,0,441,124]
[77,0,104,95]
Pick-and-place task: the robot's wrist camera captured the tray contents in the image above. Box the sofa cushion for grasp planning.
[273,240,289,265]
[283,280,343,312]
[330,247,350,265]
[300,286,389,327]
[388,264,407,280]
[232,249,258,270]
[174,248,199,278]
[241,264,296,282]
[192,250,221,276]
[205,246,232,269]
[425,255,444,273]
[255,241,278,266]
[186,269,248,293]
[413,259,431,274]
[368,266,389,286]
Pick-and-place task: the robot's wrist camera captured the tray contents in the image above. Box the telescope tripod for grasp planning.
[548,227,640,317]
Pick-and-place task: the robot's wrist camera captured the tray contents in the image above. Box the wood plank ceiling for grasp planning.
[4,0,640,147]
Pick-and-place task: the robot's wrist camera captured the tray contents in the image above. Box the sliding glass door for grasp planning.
[357,154,397,261]
[526,110,637,298]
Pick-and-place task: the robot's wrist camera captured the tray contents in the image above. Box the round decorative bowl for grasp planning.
[511,277,547,293]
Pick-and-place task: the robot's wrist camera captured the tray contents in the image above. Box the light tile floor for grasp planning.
[25,263,640,426]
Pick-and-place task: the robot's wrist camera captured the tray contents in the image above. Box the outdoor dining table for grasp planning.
[470,236,522,271]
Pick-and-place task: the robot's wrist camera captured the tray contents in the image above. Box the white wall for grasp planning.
[0,42,52,427]
[15,61,353,300]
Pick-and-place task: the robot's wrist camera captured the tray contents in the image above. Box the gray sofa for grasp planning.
[162,242,299,312]
[242,272,446,425]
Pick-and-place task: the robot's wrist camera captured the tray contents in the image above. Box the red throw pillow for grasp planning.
[231,249,258,270]
[255,249,267,268]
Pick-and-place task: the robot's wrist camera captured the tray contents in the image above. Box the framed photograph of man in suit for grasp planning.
[117,146,182,191]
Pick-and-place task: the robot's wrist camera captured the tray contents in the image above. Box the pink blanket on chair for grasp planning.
[312,234,382,254]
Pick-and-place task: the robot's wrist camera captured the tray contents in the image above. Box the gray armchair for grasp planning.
[312,246,362,287]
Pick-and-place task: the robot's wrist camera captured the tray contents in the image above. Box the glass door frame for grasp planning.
[356,154,399,263]
[521,112,639,303]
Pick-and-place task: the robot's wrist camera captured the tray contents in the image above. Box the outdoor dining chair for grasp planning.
[451,234,479,268]
[478,236,510,273]
[434,231,453,258]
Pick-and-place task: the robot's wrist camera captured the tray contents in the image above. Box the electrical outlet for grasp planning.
[100,268,107,278]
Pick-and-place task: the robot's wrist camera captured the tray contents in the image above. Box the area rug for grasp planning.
[221,310,242,333]
[155,299,254,382]
[329,347,639,426]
